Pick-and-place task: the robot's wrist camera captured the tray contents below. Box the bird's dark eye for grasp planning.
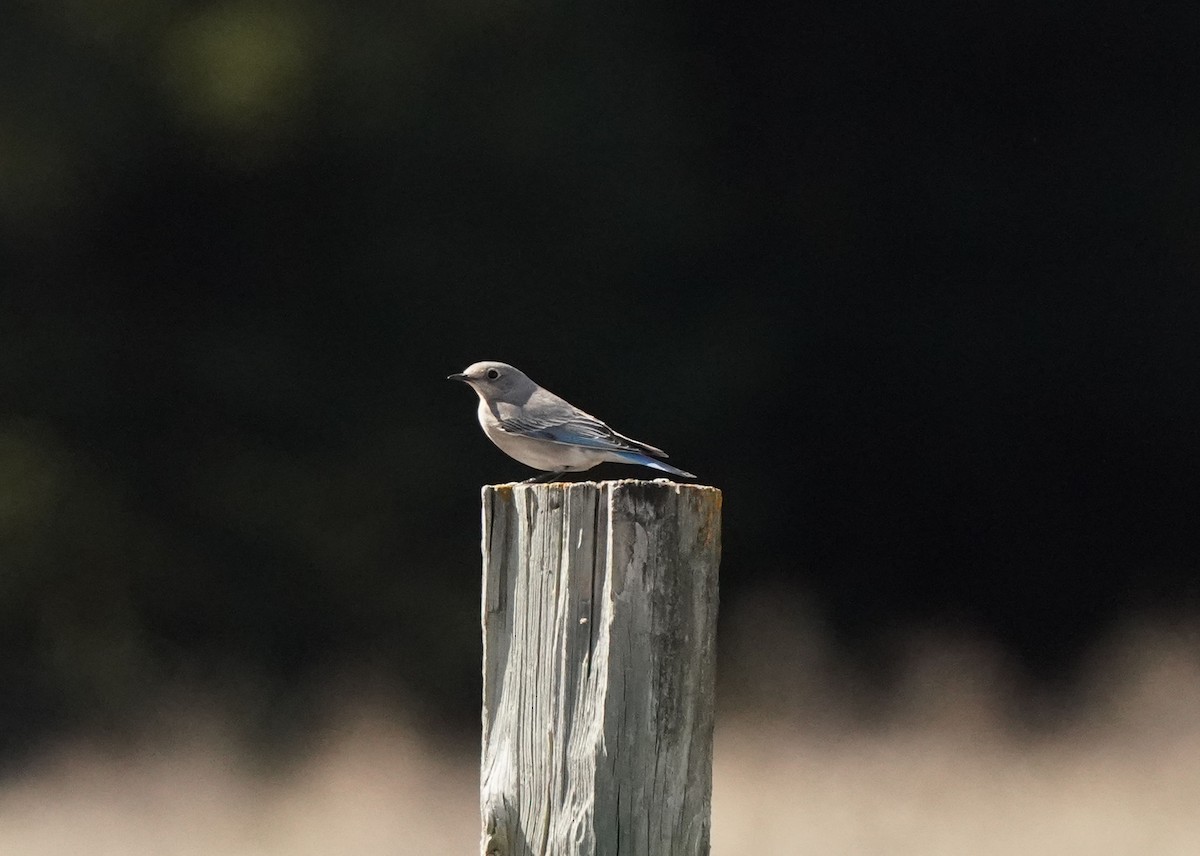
[486,368,501,380]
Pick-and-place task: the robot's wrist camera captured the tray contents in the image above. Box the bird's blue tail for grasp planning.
[612,451,696,479]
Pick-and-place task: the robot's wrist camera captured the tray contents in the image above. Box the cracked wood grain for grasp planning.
[481,480,721,856]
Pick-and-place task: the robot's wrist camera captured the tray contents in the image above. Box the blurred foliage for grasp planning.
[1,0,1199,762]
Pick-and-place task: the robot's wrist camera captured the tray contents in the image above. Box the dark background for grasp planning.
[2,1,1198,763]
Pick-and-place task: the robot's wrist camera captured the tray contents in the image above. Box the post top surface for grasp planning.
[481,480,722,511]
[482,478,718,491]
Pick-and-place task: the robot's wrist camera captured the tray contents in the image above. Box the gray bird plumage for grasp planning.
[447,361,695,483]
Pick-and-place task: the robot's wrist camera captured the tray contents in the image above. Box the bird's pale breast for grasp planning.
[476,402,604,472]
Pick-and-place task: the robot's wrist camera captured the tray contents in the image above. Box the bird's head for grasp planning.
[447,361,535,403]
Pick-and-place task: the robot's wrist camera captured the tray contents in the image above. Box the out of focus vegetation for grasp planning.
[3,622,1200,855]
[2,1,1198,763]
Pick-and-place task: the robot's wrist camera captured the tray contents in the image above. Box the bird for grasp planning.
[447,361,695,483]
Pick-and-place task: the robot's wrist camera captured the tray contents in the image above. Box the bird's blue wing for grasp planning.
[498,413,640,453]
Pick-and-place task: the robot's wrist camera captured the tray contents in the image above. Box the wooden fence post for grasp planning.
[480,480,721,856]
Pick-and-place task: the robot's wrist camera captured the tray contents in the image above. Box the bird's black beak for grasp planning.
[447,372,468,382]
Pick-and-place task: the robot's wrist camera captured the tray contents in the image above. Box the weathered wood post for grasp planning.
[480,479,721,856]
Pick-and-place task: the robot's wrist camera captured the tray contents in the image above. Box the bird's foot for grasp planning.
[521,471,567,484]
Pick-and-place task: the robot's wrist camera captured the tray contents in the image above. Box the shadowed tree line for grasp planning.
[1,0,1198,762]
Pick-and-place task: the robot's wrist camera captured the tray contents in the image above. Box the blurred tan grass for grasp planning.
[1,617,1198,855]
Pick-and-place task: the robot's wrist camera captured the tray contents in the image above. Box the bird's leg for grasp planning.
[521,470,566,484]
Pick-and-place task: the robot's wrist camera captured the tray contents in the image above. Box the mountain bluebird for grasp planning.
[448,361,695,483]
